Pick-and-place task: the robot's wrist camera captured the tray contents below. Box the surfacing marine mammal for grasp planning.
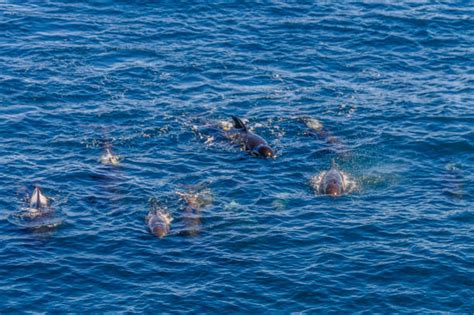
[229,116,275,158]
[145,198,172,238]
[24,186,51,217]
[176,186,213,237]
[319,160,346,197]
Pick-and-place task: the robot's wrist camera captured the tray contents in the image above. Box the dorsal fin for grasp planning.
[231,116,248,131]
[30,186,48,209]
[331,158,337,169]
[30,187,39,209]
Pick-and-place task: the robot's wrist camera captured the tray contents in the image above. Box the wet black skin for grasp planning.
[240,133,274,158]
[231,116,275,158]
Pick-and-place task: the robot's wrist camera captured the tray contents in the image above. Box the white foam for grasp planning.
[304,118,323,131]
[218,120,233,131]
[99,147,122,166]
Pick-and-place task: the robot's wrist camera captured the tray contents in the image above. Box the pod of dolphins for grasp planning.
[17,115,350,238]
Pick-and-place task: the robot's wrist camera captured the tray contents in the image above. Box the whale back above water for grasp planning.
[230,116,275,158]
[29,186,49,210]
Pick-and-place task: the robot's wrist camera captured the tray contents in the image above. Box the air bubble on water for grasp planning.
[224,200,239,210]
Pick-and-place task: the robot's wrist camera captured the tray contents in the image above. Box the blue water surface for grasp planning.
[1,1,473,313]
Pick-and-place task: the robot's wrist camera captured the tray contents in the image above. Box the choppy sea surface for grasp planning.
[1,1,473,313]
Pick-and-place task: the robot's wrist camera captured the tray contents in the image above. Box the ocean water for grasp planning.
[0,1,473,313]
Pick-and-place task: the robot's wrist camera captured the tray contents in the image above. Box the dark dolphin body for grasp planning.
[177,192,201,237]
[320,161,345,197]
[146,198,172,238]
[300,117,337,143]
[230,116,274,158]
[177,188,212,237]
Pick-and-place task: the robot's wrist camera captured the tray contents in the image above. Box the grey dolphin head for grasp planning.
[147,212,172,238]
[324,176,344,197]
[321,161,345,197]
[146,198,172,238]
